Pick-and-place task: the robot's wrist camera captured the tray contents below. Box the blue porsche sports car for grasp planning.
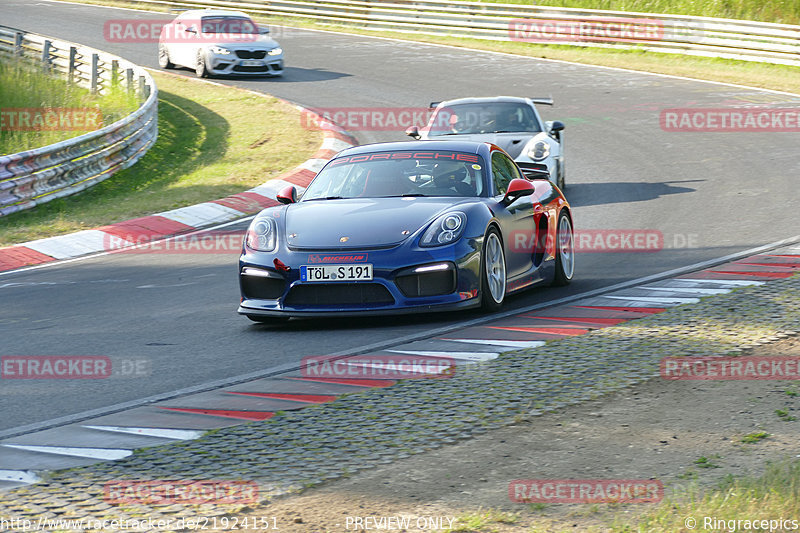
[238,140,574,322]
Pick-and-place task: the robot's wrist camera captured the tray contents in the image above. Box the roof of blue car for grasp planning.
[336,140,490,158]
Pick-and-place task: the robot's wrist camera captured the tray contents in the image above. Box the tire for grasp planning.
[195,51,209,78]
[480,227,507,311]
[158,44,174,69]
[246,315,290,325]
[557,159,566,191]
[551,211,574,286]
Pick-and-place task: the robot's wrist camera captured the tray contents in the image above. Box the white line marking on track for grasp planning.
[2,444,132,460]
[642,287,731,295]
[136,283,196,289]
[601,296,701,304]
[24,230,125,259]
[442,339,547,349]
[387,350,498,362]
[664,279,765,287]
[82,425,204,440]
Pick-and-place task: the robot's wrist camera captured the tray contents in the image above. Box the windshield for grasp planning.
[428,102,542,136]
[200,16,258,34]
[303,151,487,200]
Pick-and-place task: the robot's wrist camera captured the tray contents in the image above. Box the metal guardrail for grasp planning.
[105,0,800,66]
[0,25,157,217]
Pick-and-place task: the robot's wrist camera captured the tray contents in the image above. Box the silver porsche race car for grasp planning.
[406,96,566,190]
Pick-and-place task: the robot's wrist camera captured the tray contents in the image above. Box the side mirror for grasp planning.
[405,126,421,139]
[502,178,535,206]
[277,185,297,204]
[550,120,565,133]
[258,26,270,34]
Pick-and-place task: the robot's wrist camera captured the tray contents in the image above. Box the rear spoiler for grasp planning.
[430,97,553,108]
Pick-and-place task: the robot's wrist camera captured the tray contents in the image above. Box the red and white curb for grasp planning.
[0,108,356,273]
[1,241,798,489]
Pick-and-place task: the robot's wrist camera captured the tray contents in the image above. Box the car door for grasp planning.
[490,150,541,279]
[174,15,201,68]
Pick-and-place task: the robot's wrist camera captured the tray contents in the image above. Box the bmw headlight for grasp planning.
[528,140,551,161]
[267,47,282,56]
[245,215,277,252]
[209,46,232,55]
[420,212,467,247]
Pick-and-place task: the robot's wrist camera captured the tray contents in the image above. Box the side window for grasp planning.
[491,151,522,195]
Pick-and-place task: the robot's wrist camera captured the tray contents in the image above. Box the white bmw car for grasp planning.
[158,9,284,78]
[406,96,566,190]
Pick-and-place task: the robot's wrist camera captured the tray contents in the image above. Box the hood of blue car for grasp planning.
[284,197,466,248]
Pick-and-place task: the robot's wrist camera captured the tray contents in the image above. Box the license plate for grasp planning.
[241,59,263,66]
[300,264,373,282]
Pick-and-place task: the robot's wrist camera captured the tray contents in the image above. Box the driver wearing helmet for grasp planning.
[432,161,473,196]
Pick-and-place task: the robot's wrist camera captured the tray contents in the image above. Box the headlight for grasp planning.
[267,47,282,56]
[209,46,231,55]
[420,212,467,247]
[528,140,551,161]
[245,216,277,252]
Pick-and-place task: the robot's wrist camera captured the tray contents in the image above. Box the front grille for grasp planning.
[232,65,270,72]
[285,283,395,307]
[235,50,267,59]
[395,270,456,298]
[241,275,285,300]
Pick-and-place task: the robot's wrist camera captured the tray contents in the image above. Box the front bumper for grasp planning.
[238,240,482,317]
[207,53,283,76]
[515,154,561,183]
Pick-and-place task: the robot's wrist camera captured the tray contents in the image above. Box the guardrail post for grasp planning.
[68,47,77,84]
[90,53,99,93]
[14,32,23,57]
[111,59,119,88]
[139,75,147,100]
[126,68,134,95]
[41,40,52,72]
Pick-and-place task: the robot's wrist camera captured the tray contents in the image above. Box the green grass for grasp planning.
[448,509,520,532]
[617,461,800,532]
[0,71,321,245]
[694,456,722,469]
[0,58,138,155]
[64,0,800,25]
[476,0,800,25]
[741,431,770,444]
